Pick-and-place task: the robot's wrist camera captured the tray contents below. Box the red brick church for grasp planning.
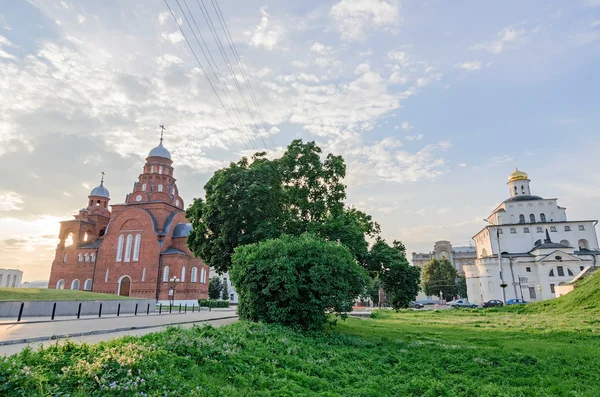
[49,134,209,302]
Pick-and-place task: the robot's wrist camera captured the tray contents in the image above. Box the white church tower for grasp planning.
[464,168,599,304]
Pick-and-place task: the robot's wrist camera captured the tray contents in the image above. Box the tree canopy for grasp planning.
[421,257,458,299]
[186,139,379,274]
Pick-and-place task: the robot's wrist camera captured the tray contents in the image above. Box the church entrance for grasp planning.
[118,276,131,297]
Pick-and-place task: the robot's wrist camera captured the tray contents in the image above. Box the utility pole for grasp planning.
[495,227,507,304]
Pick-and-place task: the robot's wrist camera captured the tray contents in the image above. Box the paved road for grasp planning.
[0,317,238,356]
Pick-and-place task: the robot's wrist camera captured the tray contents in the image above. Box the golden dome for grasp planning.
[508,168,528,183]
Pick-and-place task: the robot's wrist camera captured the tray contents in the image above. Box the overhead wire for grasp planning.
[174,0,260,152]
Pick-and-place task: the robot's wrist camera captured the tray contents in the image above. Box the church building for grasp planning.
[48,135,209,303]
[464,169,599,304]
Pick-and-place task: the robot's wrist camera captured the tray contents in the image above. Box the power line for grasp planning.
[195,0,271,155]
[211,0,276,148]
[163,0,250,150]
[174,0,259,151]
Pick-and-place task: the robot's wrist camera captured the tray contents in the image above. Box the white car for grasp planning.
[449,299,477,308]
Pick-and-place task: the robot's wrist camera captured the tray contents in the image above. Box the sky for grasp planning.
[1,0,599,282]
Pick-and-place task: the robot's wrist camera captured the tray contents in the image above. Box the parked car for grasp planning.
[482,299,504,308]
[506,298,528,305]
[449,299,477,308]
[409,301,424,309]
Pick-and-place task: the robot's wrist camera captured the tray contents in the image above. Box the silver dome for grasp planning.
[148,140,171,159]
[90,183,110,198]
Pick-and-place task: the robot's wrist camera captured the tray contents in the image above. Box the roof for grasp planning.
[532,242,570,250]
[161,247,187,255]
[90,182,110,198]
[79,239,103,249]
[172,222,192,238]
[503,195,543,203]
[508,168,528,183]
[148,140,171,159]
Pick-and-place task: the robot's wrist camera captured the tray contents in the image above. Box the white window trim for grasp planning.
[158,184,163,192]
[133,234,141,261]
[84,279,92,290]
[124,234,133,262]
[71,279,80,290]
[105,269,109,283]
[163,266,169,282]
[181,267,186,282]
[191,267,198,283]
[142,268,146,282]
[116,235,124,261]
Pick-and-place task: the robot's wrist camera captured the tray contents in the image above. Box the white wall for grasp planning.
[0,269,23,288]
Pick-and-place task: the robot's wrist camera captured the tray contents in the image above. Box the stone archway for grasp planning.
[118,276,131,297]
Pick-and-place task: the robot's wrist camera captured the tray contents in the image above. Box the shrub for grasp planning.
[197,299,229,308]
[230,233,368,330]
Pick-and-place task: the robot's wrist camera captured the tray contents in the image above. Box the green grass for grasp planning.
[2,274,599,396]
[0,288,135,301]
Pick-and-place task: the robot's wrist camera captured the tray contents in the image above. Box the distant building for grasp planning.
[412,241,477,273]
[465,168,600,304]
[20,280,49,289]
[0,269,23,288]
[210,269,238,304]
[48,134,209,303]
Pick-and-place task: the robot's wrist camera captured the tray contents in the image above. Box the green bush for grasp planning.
[197,299,229,308]
[230,233,368,330]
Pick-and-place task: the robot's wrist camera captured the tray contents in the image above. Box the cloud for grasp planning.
[247,7,285,50]
[405,134,423,141]
[310,42,331,54]
[0,192,24,211]
[0,35,15,59]
[585,0,600,6]
[470,27,527,54]
[455,61,481,71]
[331,0,399,41]
[354,63,371,74]
[401,121,412,130]
[161,30,184,44]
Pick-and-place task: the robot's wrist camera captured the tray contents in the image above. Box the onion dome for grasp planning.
[148,140,171,159]
[508,168,528,183]
[90,181,110,198]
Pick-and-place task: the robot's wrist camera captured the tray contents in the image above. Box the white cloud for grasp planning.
[470,27,527,54]
[0,192,24,211]
[455,61,481,71]
[405,134,423,141]
[77,15,86,24]
[458,163,467,168]
[247,7,285,51]
[310,42,331,54]
[354,63,371,74]
[388,71,408,85]
[331,0,399,41]
[386,49,410,66]
[401,121,412,130]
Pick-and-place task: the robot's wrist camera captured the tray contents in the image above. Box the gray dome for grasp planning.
[172,223,192,238]
[90,183,110,198]
[504,195,543,203]
[148,140,171,159]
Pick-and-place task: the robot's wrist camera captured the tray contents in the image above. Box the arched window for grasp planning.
[537,227,543,233]
[91,253,95,262]
[519,214,525,224]
[191,267,198,282]
[84,253,89,262]
[510,228,516,234]
[151,165,155,173]
[540,213,546,222]
[116,235,124,261]
[159,165,163,174]
[63,253,68,263]
[549,269,555,277]
[133,234,141,261]
[84,279,92,290]
[514,186,518,195]
[142,184,147,191]
[77,253,83,262]
[578,239,590,250]
[568,268,574,276]
[96,200,101,206]
[564,226,571,231]
[521,185,525,193]
[524,227,530,233]
[181,267,186,282]
[71,279,80,290]
[530,214,536,223]
[163,266,169,282]
[158,184,163,192]
[200,268,207,283]
[105,269,109,282]
[481,248,488,257]
[550,226,557,232]
[560,240,571,247]
[124,234,133,262]
[65,232,74,247]
[56,279,65,289]
[5,275,11,287]
[578,225,585,231]
[83,232,89,242]
[142,268,146,282]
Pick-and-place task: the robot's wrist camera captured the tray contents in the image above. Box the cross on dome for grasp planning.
[148,125,171,159]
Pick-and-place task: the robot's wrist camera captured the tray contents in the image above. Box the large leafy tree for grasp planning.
[186,140,378,274]
[367,238,420,310]
[421,257,458,299]
[230,233,369,330]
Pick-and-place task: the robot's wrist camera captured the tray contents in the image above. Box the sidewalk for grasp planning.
[0,309,238,346]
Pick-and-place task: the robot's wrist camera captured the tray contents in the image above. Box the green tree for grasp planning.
[186,140,378,274]
[457,273,468,299]
[208,276,222,300]
[368,238,420,310]
[221,281,229,301]
[230,233,369,330]
[365,277,382,306]
[421,258,458,300]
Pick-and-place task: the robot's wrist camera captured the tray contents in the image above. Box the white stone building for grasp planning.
[0,269,24,288]
[464,169,600,304]
[20,280,49,289]
[209,269,239,304]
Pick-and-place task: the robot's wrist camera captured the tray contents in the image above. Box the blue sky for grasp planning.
[0,0,599,281]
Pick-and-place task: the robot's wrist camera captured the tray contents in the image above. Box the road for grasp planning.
[0,310,238,356]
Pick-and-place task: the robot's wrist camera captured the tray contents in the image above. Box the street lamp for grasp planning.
[169,277,180,306]
[483,219,507,304]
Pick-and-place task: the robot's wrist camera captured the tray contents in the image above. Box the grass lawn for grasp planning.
[2,274,599,396]
[0,288,135,301]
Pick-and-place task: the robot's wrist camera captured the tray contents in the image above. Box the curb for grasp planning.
[0,315,239,347]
